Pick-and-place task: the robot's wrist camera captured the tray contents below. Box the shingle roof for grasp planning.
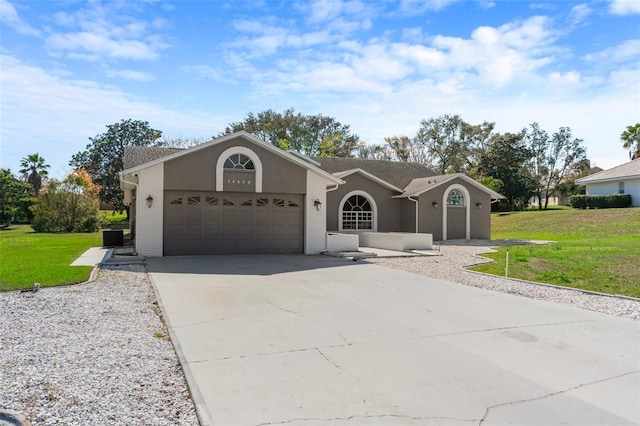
[401,174,457,196]
[576,158,640,184]
[123,146,183,171]
[311,157,436,190]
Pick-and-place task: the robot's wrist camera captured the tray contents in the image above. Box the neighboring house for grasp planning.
[120,132,503,257]
[576,158,640,207]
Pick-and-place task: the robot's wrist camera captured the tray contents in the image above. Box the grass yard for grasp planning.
[471,207,640,298]
[0,226,103,291]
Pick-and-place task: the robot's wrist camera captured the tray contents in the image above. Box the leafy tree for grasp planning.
[478,132,536,211]
[0,169,34,225]
[70,119,162,215]
[384,135,432,164]
[620,123,640,160]
[222,108,361,157]
[414,114,495,175]
[31,169,107,232]
[355,143,395,160]
[524,123,587,209]
[19,153,50,196]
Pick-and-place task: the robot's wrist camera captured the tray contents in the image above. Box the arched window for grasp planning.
[341,194,374,230]
[447,189,464,206]
[216,146,263,192]
[224,153,255,170]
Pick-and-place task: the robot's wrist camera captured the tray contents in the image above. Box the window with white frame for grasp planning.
[341,195,373,230]
[224,153,255,170]
[619,182,625,194]
[447,189,465,206]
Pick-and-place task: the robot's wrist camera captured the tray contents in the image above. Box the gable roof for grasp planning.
[396,173,504,199]
[576,158,640,184]
[333,168,404,192]
[312,157,436,189]
[121,131,343,185]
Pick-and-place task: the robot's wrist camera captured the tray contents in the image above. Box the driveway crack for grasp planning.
[403,319,594,342]
[266,301,352,346]
[478,370,640,425]
[316,348,368,416]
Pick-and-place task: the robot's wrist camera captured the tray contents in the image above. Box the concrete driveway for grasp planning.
[147,255,640,426]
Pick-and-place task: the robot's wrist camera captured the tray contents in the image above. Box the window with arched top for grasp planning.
[341,194,373,230]
[224,153,255,170]
[447,189,464,206]
[216,146,262,192]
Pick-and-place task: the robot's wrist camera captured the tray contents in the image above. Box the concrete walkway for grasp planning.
[70,247,109,266]
[147,255,640,426]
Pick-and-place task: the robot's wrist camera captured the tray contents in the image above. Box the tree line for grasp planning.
[2,112,639,230]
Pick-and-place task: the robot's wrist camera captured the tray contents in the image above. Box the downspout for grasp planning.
[408,197,419,233]
[322,183,341,252]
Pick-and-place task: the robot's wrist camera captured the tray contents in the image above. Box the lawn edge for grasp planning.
[465,248,640,302]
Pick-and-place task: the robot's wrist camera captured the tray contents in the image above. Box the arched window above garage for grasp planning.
[224,153,255,170]
[216,146,263,192]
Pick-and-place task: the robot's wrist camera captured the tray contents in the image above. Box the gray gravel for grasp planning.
[0,265,199,426]
[371,240,640,320]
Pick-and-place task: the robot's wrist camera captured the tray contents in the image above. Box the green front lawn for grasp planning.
[471,208,640,298]
[0,226,102,291]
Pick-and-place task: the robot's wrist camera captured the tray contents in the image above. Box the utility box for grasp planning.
[103,229,124,247]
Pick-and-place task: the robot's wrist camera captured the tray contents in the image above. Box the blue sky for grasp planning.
[1,0,638,177]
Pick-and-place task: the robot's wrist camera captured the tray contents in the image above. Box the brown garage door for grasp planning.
[164,192,304,255]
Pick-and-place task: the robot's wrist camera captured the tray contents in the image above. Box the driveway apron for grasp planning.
[147,255,640,426]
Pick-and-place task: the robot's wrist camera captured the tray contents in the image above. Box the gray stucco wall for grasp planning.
[325,173,402,232]
[164,137,307,194]
[417,177,492,240]
[400,198,417,233]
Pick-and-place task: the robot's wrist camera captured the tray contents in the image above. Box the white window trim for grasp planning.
[338,190,378,232]
[442,184,470,240]
[216,146,263,192]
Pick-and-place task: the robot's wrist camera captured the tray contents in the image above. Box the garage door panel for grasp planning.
[165,209,185,224]
[203,210,220,224]
[203,224,220,238]
[256,211,271,225]
[164,191,303,255]
[185,224,203,238]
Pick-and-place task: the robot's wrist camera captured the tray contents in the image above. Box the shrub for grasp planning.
[569,194,632,209]
[31,170,108,232]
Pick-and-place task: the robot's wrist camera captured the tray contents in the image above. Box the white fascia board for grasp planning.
[122,131,342,185]
[576,175,640,184]
[333,168,403,192]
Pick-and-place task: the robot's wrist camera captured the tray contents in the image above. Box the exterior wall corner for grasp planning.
[305,171,327,254]
[135,163,164,257]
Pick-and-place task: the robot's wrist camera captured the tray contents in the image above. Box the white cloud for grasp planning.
[399,0,460,13]
[46,31,162,60]
[608,0,640,15]
[307,0,371,24]
[0,0,41,36]
[568,3,593,26]
[0,54,220,175]
[105,69,156,82]
[43,2,170,62]
[584,39,640,63]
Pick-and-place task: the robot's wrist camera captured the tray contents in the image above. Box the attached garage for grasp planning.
[163,191,304,255]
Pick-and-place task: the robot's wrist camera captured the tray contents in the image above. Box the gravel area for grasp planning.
[0,265,199,426]
[370,240,640,320]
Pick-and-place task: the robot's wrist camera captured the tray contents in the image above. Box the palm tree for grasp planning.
[620,123,640,160]
[19,153,50,195]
